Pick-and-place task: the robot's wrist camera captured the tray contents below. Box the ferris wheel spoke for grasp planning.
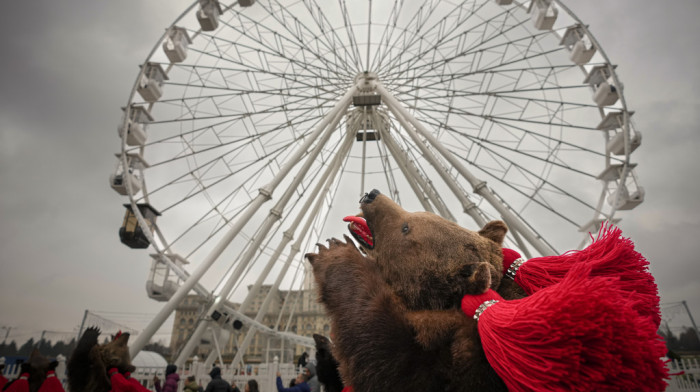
[455,151,588,228]
[211,19,353,89]
[377,0,487,76]
[449,138,599,213]
[175,42,344,96]
[366,0,403,72]
[142,134,301,213]
[415,111,609,178]
[378,1,516,80]
[296,0,364,75]
[335,0,364,72]
[417,112,601,184]
[380,10,531,83]
[137,91,337,156]
[386,44,569,98]
[140,108,321,169]
[253,0,360,78]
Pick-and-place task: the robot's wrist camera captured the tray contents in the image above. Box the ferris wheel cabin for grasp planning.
[118,105,153,147]
[197,0,223,31]
[528,0,558,30]
[585,65,621,107]
[137,62,168,103]
[146,254,188,301]
[352,94,383,141]
[163,27,192,63]
[560,25,597,65]
[119,203,161,249]
[597,111,642,156]
[110,153,148,196]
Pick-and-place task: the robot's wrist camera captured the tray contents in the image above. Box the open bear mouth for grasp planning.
[343,215,374,249]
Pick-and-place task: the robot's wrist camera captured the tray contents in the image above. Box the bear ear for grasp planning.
[112,332,130,347]
[479,220,508,245]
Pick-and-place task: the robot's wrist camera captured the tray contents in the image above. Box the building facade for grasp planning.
[169,284,328,365]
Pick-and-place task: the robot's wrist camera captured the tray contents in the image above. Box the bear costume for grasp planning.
[306,189,524,392]
[67,328,136,392]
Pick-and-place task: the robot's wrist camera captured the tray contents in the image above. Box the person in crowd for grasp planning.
[244,379,259,392]
[275,371,310,392]
[183,375,203,392]
[204,367,233,392]
[303,363,320,392]
[154,364,179,392]
[231,380,241,392]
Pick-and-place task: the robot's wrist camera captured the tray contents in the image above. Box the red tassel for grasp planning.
[125,372,151,392]
[503,224,661,327]
[108,368,135,392]
[5,373,29,392]
[462,265,668,392]
[38,371,65,392]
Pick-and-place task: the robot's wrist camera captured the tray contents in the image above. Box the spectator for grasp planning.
[184,375,202,392]
[231,380,241,392]
[303,364,320,392]
[244,379,259,392]
[275,371,309,392]
[205,367,233,392]
[154,364,179,392]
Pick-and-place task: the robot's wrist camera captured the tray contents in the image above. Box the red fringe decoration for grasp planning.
[503,224,661,327]
[5,373,29,392]
[125,372,151,392]
[108,368,134,392]
[462,265,669,392]
[38,371,65,392]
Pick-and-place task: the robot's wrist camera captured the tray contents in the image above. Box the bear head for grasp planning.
[97,331,134,374]
[346,189,507,311]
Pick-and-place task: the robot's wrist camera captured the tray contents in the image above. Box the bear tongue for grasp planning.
[343,216,374,248]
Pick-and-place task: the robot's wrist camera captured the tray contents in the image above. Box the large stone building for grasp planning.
[169,284,328,365]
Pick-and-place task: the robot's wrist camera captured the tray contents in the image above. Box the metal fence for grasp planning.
[666,358,700,392]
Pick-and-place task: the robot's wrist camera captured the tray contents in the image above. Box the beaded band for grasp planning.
[505,257,526,280]
[473,299,499,321]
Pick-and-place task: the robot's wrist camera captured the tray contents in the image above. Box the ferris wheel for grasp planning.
[111,0,644,368]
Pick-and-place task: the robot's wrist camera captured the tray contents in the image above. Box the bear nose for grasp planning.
[360,189,381,204]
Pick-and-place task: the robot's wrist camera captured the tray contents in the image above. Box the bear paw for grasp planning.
[305,235,361,268]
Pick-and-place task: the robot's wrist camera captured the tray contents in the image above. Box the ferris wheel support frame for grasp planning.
[378,118,451,219]
[173,84,357,366]
[219,122,358,370]
[376,81,557,256]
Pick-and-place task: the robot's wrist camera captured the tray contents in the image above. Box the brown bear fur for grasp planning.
[5,349,52,392]
[67,327,135,392]
[306,190,525,391]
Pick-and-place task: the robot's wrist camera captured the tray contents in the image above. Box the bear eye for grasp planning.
[401,222,410,234]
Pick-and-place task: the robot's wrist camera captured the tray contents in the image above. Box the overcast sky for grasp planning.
[0,0,698,345]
